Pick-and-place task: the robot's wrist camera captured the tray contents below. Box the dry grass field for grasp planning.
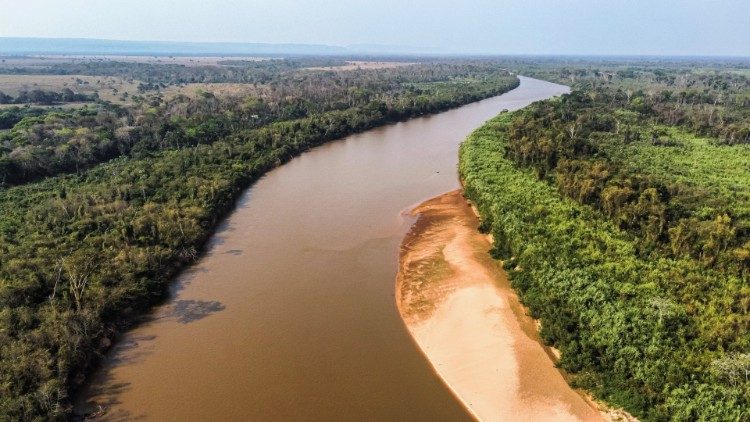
[0,74,266,106]
[0,74,139,104]
[0,57,407,108]
[305,60,413,71]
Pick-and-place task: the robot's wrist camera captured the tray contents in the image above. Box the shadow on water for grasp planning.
[164,299,226,324]
[169,266,208,295]
[74,382,145,421]
[75,296,225,419]
[74,335,158,420]
[74,298,225,419]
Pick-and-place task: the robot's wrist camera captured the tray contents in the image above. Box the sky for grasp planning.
[1,0,748,56]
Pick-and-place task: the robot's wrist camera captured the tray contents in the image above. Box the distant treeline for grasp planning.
[216,58,347,67]
[518,64,750,145]
[0,88,97,105]
[1,58,344,85]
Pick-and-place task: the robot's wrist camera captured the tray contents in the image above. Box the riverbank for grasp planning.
[396,190,606,421]
[70,77,571,420]
[46,76,519,419]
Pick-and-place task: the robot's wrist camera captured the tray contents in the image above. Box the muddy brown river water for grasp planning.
[75,76,569,421]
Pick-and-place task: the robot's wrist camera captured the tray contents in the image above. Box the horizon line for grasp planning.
[1,36,749,60]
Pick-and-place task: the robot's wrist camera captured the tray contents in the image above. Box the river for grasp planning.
[75,76,569,420]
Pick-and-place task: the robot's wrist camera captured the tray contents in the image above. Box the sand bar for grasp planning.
[396,190,607,421]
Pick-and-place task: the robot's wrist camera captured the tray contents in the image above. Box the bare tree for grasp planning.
[61,252,97,310]
[649,296,676,325]
[711,353,750,388]
[49,261,64,301]
[567,121,580,140]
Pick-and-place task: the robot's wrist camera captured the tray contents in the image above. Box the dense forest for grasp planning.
[1,60,516,185]
[460,63,750,420]
[0,58,519,419]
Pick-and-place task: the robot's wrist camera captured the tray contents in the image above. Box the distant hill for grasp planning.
[347,44,447,55]
[0,37,443,57]
[0,37,351,56]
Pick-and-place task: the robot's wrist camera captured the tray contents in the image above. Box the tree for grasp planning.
[649,296,676,325]
[60,251,97,310]
[710,353,750,388]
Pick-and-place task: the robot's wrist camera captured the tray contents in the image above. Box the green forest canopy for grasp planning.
[460,62,750,420]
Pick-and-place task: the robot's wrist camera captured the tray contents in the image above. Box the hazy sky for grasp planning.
[1,0,748,56]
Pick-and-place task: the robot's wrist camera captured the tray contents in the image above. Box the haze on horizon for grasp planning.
[0,0,748,56]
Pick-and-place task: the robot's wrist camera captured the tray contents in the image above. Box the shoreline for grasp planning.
[66,77,572,420]
[395,190,607,421]
[69,81,523,416]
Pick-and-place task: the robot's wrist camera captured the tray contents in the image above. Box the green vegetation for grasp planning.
[518,61,750,144]
[0,58,518,419]
[1,60,517,186]
[503,70,750,275]
[0,88,96,105]
[460,63,750,420]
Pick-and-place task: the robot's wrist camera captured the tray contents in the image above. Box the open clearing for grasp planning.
[0,74,265,106]
[0,74,139,103]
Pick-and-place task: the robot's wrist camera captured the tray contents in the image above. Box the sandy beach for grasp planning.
[396,190,606,421]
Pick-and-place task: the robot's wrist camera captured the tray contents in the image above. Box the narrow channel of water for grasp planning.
[76,76,569,420]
